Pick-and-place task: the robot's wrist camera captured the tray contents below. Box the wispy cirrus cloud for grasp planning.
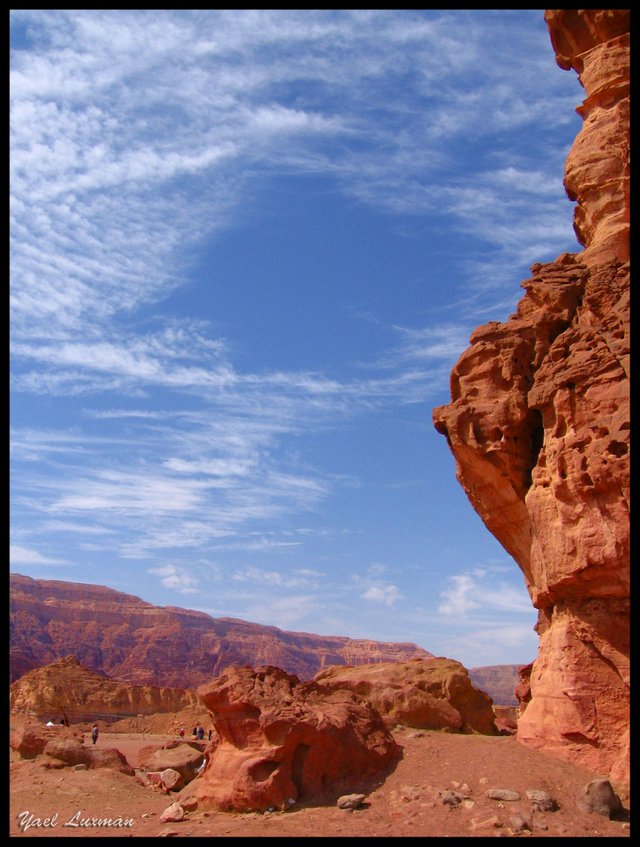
[11,8,580,349]
[10,10,581,667]
[10,544,69,566]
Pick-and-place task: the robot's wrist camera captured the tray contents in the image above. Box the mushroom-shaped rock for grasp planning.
[186,665,400,812]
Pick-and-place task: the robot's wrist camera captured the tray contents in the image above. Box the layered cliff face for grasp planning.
[9,655,199,723]
[10,573,432,688]
[433,10,629,788]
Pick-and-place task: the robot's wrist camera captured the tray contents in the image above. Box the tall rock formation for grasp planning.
[432,9,629,789]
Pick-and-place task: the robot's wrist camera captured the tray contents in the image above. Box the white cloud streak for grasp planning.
[10,11,580,660]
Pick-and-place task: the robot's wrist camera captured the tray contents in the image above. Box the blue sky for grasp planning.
[10,9,584,668]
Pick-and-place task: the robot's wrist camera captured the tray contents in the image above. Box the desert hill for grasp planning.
[9,654,200,724]
[10,573,435,689]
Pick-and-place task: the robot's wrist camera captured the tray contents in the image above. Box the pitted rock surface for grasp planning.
[432,9,629,790]
[179,665,400,812]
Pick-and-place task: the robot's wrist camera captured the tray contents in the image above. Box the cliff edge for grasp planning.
[433,9,629,789]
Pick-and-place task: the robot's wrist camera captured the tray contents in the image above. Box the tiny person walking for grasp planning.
[91,723,99,745]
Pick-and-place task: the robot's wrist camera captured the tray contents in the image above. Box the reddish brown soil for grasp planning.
[9,727,630,838]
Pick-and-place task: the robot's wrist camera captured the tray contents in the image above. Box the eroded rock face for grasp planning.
[9,722,134,774]
[10,573,432,687]
[314,658,498,735]
[432,10,629,788]
[9,655,199,723]
[184,665,400,812]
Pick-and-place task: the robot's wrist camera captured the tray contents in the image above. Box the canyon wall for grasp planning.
[432,9,629,789]
[10,573,432,688]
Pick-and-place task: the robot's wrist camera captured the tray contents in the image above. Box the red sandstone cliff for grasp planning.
[433,10,629,789]
[10,573,432,688]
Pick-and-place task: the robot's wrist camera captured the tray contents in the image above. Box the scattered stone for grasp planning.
[73,763,88,771]
[337,793,366,810]
[441,790,463,807]
[486,788,521,802]
[159,768,183,792]
[526,789,559,812]
[461,799,475,810]
[160,802,186,823]
[451,781,472,797]
[158,831,179,837]
[470,815,503,830]
[577,778,624,819]
[509,813,532,832]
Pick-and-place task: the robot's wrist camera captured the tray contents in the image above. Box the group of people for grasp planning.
[178,725,212,741]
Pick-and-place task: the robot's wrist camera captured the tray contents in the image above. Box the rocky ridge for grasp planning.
[314,658,498,734]
[10,573,432,688]
[9,655,199,724]
[432,9,629,789]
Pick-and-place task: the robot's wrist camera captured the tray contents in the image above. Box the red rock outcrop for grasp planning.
[10,573,432,688]
[432,9,629,789]
[9,655,199,724]
[9,722,134,774]
[182,665,401,811]
[314,658,498,734]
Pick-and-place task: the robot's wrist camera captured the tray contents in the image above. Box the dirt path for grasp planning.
[9,727,630,838]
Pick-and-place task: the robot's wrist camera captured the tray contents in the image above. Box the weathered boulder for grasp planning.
[181,665,400,812]
[10,721,83,759]
[159,802,186,823]
[41,738,134,774]
[314,658,497,735]
[138,742,205,785]
[576,778,624,819]
[432,9,629,789]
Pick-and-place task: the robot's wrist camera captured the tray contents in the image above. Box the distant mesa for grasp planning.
[9,573,433,689]
[468,665,523,707]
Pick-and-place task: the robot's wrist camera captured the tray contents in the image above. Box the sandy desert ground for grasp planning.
[9,725,630,838]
